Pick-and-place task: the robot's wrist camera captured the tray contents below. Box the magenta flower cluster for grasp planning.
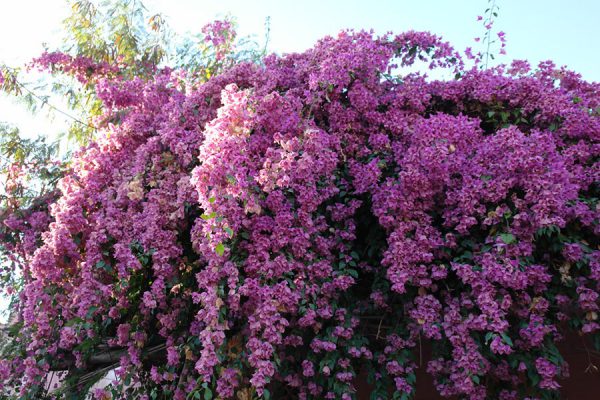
[1,28,599,400]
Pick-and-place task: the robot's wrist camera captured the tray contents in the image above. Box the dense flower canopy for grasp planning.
[1,27,599,400]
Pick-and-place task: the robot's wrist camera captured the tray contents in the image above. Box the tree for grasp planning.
[1,1,599,399]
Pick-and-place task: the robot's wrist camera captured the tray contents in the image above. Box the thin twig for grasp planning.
[484,0,498,69]
[376,313,388,340]
[579,338,599,374]
[419,333,423,368]
[13,79,97,131]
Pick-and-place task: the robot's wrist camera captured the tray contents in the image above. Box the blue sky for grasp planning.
[149,0,600,80]
[1,0,599,139]
[1,0,599,320]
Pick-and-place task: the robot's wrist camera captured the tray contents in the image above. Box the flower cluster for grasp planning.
[201,19,237,62]
[31,51,120,84]
[0,27,599,400]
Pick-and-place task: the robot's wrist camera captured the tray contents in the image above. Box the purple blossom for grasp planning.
[2,25,598,400]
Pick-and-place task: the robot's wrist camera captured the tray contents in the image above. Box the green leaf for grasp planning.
[215,243,225,256]
[86,306,98,318]
[500,332,513,347]
[201,211,217,220]
[225,174,236,184]
[96,260,112,272]
[65,317,84,327]
[204,388,213,400]
[500,233,516,244]
[346,269,358,278]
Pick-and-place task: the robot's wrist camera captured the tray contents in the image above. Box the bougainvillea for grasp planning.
[1,25,599,400]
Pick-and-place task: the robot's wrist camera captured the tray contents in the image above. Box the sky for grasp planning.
[1,0,600,138]
[1,0,600,320]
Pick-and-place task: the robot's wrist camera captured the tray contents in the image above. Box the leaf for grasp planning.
[86,306,98,319]
[226,174,236,185]
[500,332,513,347]
[66,317,84,327]
[201,212,217,220]
[96,260,112,272]
[215,243,225,256]
[500,233,516,244]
